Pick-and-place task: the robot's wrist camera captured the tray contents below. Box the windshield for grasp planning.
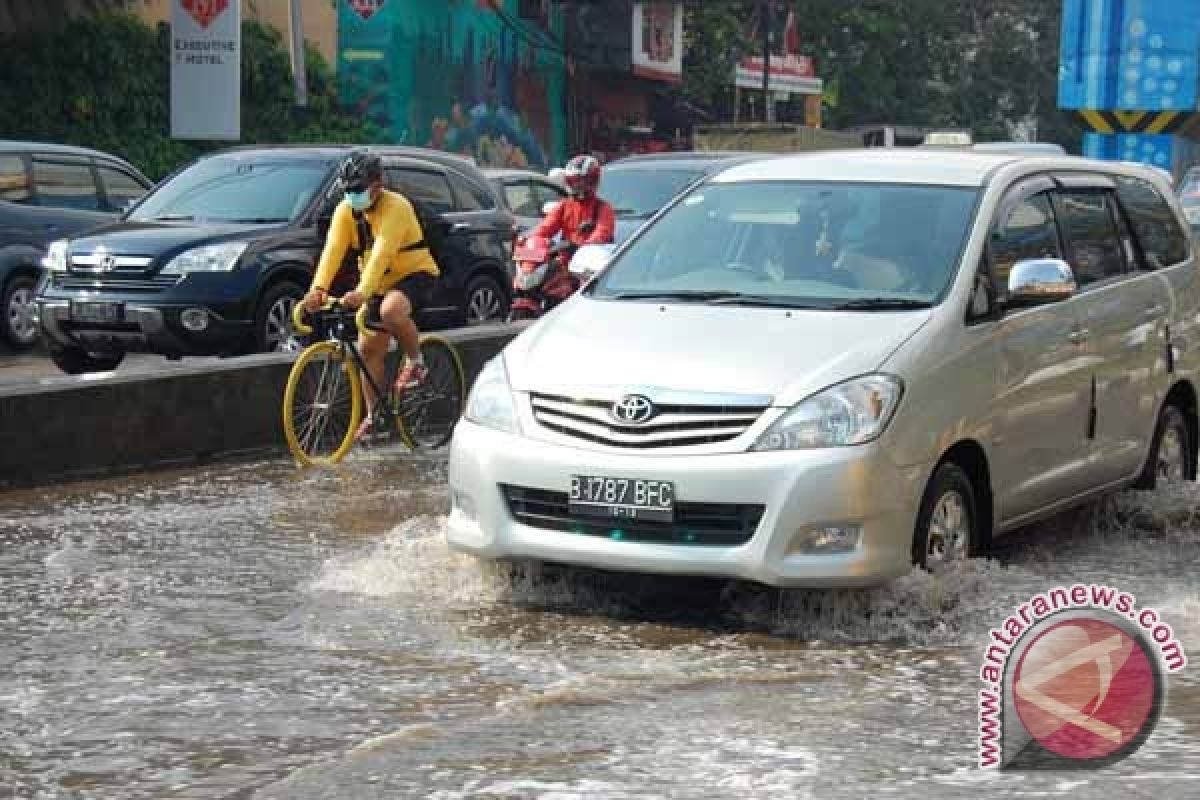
[589,180,980,308]
[601,167,705,218]
[130,158,331,223]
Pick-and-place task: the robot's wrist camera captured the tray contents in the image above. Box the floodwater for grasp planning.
[1,449,1197,798]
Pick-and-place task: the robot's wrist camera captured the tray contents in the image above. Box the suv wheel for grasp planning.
[3,274,39,349]
[255,281,304,353]
[48,343,125,375]
[464,274,507,325]
[912,463,978,570]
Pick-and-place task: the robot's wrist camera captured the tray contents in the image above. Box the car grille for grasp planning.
[501,485,764,546]
[529,392,767,449]
[53,274,180,291]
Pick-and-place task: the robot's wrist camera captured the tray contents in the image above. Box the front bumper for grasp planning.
[447,419,928,588]
[37,299,250,355]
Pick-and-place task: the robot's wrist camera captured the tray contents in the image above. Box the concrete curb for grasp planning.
[0,323,526,489]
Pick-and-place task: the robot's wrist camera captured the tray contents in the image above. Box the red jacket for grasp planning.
[530,196,615,247]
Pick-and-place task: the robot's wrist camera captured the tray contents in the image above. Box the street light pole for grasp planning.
[288,0,308,108]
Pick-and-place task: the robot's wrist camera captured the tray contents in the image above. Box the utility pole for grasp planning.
[760,0,773,123]
[287,0,308,108]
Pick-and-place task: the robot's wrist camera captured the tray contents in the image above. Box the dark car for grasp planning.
[484,167,568,234]
[1,141,151,350]
[601,151,772,244]
[36,145,518,374]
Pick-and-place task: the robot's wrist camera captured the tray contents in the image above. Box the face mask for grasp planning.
[346,189,373,211]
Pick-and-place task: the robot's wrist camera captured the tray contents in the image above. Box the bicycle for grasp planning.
[282,299,466,467]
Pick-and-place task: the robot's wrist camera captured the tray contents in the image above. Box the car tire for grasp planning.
[464,274,508,325]
[912,462,979,570]
[48,343,124,375]
[254,280,305,353]
[1134,404,1192,490]
[2,273,39,350]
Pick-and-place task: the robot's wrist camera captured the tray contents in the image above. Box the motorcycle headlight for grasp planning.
[161,242,248,275]
[42,239,68,271]
[751,374,903,451]
[464,355,518,433]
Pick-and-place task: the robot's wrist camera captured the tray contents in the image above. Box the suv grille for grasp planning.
[61,253,176,291]
[501,485,764,546]
[530,392,766,449]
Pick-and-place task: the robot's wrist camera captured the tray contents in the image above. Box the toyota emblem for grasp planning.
[100,254,117,271]
[611,394,655,424]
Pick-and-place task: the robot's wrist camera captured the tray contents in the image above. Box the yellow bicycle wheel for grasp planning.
[395,334,467,451]
[282,340,363,466]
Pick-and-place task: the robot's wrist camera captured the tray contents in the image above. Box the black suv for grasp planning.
[1,141,151,350]
[36,145,517,373]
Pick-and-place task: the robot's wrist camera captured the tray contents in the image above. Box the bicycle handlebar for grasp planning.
[291,297,373,338]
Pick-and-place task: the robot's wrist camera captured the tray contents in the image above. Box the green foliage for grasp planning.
[678,0,1083,151]
[0,13,383,180]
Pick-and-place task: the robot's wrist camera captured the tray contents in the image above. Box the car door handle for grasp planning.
[451,222,472,233]
[1143,304,1165,318]
[1068,327,1089,344]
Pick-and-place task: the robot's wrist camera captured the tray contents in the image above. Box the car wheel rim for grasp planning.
[926,490,970,567]
[467,286,501,323]
[7,287,37,345]
[267,295,300,352]
[1157,424,1187,484]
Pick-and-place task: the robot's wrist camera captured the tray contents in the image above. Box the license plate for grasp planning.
[69,301,124,324]
[569,475,674,523]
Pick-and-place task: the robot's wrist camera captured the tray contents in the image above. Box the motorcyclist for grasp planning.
[527,154,615,253]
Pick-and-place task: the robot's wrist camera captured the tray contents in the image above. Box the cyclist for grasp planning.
[303,150,439,441]
[528,154,615,253]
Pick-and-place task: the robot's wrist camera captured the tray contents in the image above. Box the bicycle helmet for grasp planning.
[339,150,383,192]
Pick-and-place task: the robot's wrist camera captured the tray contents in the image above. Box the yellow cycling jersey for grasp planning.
[311,189,439,297]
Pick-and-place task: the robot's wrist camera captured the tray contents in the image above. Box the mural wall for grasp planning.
[338,0,567,170]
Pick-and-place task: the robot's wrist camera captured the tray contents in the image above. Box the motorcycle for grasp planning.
[507,234,582,321]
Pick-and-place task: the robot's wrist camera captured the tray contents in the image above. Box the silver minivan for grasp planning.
[446,150,1199,587]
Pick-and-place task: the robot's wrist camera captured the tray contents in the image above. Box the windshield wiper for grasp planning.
[607,289,746,302]
[149,214,197,222]
[831,297,933,310]
[226,217,289,224]
[705,294,831,309]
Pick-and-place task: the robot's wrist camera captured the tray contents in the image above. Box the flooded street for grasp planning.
[1,451,1197,798]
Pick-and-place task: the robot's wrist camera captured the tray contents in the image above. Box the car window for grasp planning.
[1115,175,1190,269]
[447,171,494,211]
[1053,190,1126,286]
[32,158,100,211]
[590,180,980,306]
[0,154,31,204]
[387,168,454,214]
[96,164,147,211]
[988,192,1061,305]
[532,179,566,207]
[129,158,329,223]
[602,167,705,218]
[502,180,540,216]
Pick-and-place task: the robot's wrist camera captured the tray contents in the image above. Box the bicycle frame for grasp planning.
[292,301,401,431]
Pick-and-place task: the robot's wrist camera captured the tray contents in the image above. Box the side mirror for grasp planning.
[541,200,560,216]
[569,243,615,280]
[1007,258,1076,308]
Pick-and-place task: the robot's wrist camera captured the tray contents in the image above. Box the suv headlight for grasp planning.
[464,356,517,433]
[42,239,68,271]
[161,242,248,275]
[751,374,903,451]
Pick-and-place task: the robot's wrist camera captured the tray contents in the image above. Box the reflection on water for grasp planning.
[1,452,1197,798]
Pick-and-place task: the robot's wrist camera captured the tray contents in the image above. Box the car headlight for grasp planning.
[751,374,903,451]
[41,239,68,271]
[464,355,517,433]
[161,242,248,275]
